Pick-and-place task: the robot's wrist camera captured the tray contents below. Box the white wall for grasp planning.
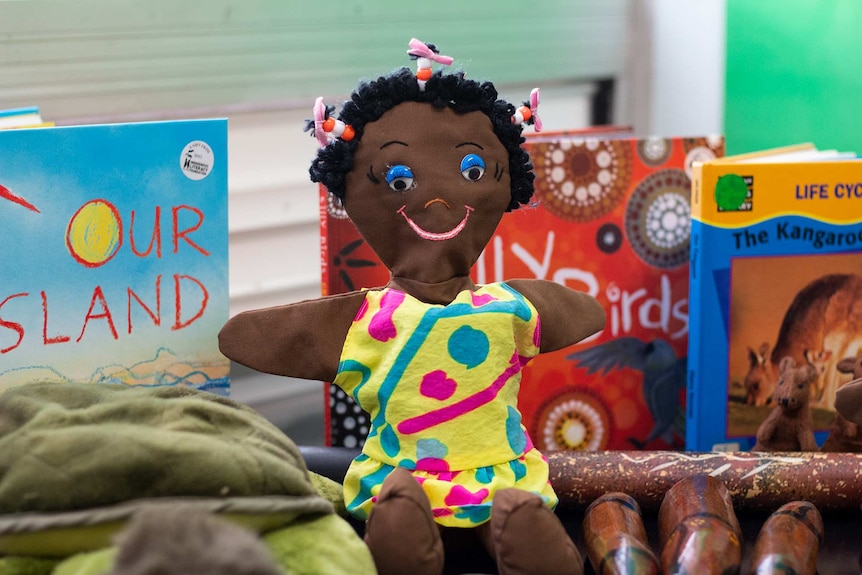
[622,0,726,137]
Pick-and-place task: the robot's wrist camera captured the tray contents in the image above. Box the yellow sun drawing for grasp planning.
[66,199,122,267]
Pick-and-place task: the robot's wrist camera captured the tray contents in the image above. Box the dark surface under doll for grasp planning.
[219,40,605,575]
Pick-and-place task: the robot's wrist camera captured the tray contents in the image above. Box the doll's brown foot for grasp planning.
[364,467,444,575]
[490,488,583,575]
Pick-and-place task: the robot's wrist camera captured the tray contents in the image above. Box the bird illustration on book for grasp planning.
[566,337,686,449]
[330,238,378,291]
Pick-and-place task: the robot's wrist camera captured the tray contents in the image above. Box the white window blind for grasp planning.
[1,0,630,436]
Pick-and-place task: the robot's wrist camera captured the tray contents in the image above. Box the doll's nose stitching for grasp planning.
[424,198,451,209]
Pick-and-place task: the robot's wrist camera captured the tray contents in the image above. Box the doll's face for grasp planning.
[342,101,511,284]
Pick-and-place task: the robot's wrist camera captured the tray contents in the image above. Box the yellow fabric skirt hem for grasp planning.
[343,448,558,528]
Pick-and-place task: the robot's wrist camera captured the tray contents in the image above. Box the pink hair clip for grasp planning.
[407,38,453,91]
[308,97,355,147]
[512,88,543,132]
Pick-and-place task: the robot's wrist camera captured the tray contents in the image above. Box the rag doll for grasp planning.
[219,39,606,575]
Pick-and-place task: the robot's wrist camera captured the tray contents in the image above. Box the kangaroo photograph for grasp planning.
[726,252,862,438]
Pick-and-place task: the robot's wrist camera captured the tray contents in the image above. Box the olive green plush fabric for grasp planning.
[0,557,57,575]
[0,382,317,513]
[4,513,375,575]
[0,383,375,575]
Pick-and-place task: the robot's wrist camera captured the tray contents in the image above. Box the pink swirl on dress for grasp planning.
[524,432,535,453]
[470,292,498,306]
[368,290,405,342]
[420,370,457,400]
[434,470,459,482]
[397,354,521,434]
[354,297,369,322]
[444,485,489,507]
[415,457,450,472]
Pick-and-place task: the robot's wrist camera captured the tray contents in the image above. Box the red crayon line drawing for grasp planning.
[0,183,40,213]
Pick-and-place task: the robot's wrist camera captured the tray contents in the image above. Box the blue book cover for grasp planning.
[686,145,862,451]
[0,120,229,395]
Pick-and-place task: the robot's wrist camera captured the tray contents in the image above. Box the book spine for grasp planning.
[318,183,333,446]
[318,184,330,297]
[685,162,705,450]
[0,106,39,119]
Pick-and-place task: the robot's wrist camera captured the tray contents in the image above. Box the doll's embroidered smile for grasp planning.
[397,204,474,241]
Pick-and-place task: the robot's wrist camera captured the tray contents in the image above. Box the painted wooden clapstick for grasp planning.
[548,450,862,513]
[582,492,659,575]
[658,475,742,575]
[748,501,823,575]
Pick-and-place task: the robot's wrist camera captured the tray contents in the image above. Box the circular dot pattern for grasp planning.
[534,389,612,451]
[329,386,369,448]
[683,136,725,179]
[624,168,691,269]
[531,138,633,222]
[637,136,672,166]
[327,193,349,219]
[596,223,623,254]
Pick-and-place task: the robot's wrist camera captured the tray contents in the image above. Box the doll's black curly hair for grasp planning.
[309,67,534,212]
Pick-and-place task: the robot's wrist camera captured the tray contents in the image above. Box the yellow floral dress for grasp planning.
[333,282,557,528]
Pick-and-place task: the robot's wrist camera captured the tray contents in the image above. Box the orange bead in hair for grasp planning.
[323,117,336,132]
[416,68,433,81]
[518,106,532,122]
[341,125,356,141]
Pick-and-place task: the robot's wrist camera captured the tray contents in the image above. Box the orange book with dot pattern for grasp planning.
[320,131,725,451]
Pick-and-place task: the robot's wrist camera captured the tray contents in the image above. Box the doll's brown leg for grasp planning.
[364,467,444,575]
[488,488,583,575]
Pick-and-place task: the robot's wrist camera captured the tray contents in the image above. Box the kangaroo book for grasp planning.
[321,131,725,450]
[686,145,862,451]
[0,119,230,394]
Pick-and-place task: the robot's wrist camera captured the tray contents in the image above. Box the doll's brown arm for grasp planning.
[505,279,606,353]
[218,291,367,382]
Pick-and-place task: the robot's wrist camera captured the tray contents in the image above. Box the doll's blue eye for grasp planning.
[385,165,414,192]
[460,154,485,181]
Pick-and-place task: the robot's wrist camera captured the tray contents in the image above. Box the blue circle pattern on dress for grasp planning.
[417,437,449,460]
[506,405,527,455]
[448,325,490,369]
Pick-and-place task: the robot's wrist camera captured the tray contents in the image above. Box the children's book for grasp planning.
[686,145,862,451]
[320,131,725,450]
[0,120,230,395]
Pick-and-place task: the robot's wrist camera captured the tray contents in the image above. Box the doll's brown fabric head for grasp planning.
[341,101,514,284]
[307,40,541,287]
[308,61,536,212]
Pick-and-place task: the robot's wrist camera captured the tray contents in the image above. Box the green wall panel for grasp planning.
[725,0,862,154]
